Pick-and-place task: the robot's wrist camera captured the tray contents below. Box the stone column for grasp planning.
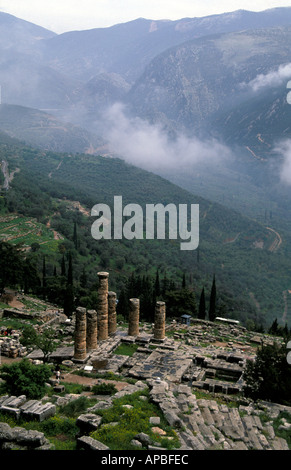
[154,301,166,341]
[86,309,98,351]
[108,291,117,336]
[74,307,87,361]
[128,298,140,337]
[97,271,109,341]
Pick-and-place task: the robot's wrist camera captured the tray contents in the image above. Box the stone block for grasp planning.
[77,435,109,450]
[76,413,102,432]
[0,406,21,420]
[0,423,13,442]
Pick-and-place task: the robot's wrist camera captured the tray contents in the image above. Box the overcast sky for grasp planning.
[0,0,289,33]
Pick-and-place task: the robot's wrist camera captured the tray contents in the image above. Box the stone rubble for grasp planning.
[147,380,290,450]
[0,395,56,422]
[0,422,53,450]
[1,273,290,451]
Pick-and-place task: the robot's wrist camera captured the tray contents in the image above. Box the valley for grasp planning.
[0,9,290,334]
[1,5,291,456]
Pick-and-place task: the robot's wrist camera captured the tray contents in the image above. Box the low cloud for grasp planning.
[274,139,291,185]
[100,103,231,171]
[241,63,291,93]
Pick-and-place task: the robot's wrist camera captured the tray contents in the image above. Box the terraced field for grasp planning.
[0,214,62,252]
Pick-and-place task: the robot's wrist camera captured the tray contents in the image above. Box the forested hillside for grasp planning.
[1,134,290,328]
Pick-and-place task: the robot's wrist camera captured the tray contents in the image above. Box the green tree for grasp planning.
[42,255,47,299]
[165,288,197,318]
[116,287,128,320]
[182,273,186,289]
[198,287,206,320]
[21,325,58,363]
[80,266,88,289]
[0,241,24,294]
[61,254,66,276]
[243,341,291,405]
[154,269,160,298]
[209,275,216,322]
[73,221,78,249]
[0,359,52,399]
[64,252,74,316]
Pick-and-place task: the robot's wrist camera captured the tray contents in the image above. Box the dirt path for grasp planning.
[61,372,130,392]
[266,227,282,252]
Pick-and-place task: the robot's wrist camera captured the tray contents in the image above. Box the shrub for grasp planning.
[92,383,118,395]
[243,341,291,405]
[59,396,91,418]
[91,390,180,450]
[0,359,52,399]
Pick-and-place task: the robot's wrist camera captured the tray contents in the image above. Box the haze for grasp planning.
[0,0,290,33]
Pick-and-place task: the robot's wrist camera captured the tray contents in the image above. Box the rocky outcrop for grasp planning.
[148,381,290,450]
[0,422,53,450]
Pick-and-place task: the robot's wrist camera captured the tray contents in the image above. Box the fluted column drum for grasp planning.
[97,272,109,341]
[154,301,166,340]
[86,309,98,351]
[128,298,140,337]
[108,291,117,336]
[74,307,87,360]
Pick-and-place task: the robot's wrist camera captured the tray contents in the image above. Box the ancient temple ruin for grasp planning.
[73,272,167,361]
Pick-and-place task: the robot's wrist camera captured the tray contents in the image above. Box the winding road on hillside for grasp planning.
[266,227,282,252]
[1,159,9,190]
[1,159,19,191]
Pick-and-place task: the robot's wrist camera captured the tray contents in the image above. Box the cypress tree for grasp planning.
[182,273,186,289]
[67,252,73,286]
[42,256,46,299]
[209,275,216,322]
[154,269,160,297]
[64,252,74,316]
[198,287,206,320]
[73,221,78,249]
[61,255,66,277]
[80,267,87,289]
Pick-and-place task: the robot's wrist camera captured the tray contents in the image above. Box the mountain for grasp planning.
[0,12,55,51]
[122,24,291,225]
[127,25,291,137]
[1,9,291,329]
[0,104,104,153]
[40,8,291,83]
[1,8,291,111]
